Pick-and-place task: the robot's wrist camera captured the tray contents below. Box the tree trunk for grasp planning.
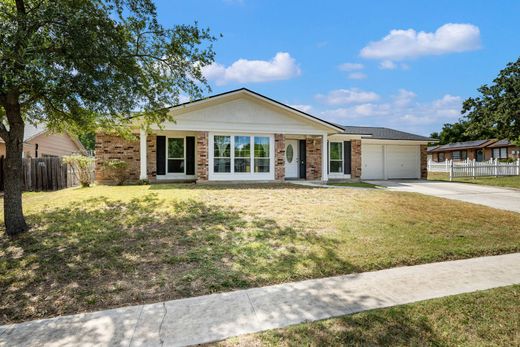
[2,99,28,236]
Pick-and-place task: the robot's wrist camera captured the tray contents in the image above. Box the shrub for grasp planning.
[63,155,95,187]
[102,159,129,185]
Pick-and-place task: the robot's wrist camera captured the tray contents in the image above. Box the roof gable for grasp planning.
[168,88,343,132]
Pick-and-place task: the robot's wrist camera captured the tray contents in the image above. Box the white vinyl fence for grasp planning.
[428,159,520,180]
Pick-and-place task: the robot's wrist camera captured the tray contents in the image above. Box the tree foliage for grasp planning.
[0,0,217,235]
[0,0,217,135]
[462,57,520,144]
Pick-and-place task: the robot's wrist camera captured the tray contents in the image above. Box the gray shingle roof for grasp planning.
[431,139,494,152]
[487,139,514,148]
[339,125,433,141]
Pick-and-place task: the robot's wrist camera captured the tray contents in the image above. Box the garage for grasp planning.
[361,143,420,179]
[361,144,384,179]
[386,145,420,179]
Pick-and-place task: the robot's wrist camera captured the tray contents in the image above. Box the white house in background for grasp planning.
[0,124,86,158]
[95,88,432,183]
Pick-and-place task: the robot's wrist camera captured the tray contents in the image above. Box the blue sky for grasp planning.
[156,0,519,136]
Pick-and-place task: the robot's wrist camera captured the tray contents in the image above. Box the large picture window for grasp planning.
[329,142,343,173]
[234,136,251,172]
[167,138,184,173]
[254,136,270,173]
[214,135,231,173]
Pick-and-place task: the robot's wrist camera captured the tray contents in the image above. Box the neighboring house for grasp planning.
[95,88,432,183]
[0,124,86,158]
[428,139,520,162]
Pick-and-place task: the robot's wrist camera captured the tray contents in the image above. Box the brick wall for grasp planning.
[196,131,208,181]
[305,136,322,180]
[420,145,427,179]
[351,139,362,178]
[95,133,140,182]
[275,134,285,181]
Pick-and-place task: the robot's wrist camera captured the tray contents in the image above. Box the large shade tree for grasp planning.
[0,0,217,235]
[463,57,520,144]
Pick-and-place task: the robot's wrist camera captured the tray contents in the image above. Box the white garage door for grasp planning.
[361,144,384,179]
[386,145,420,179]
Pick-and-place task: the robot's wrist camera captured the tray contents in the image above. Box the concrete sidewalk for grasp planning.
[1,253,519,347]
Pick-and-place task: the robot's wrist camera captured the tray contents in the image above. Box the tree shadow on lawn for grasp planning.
[0,193,358,324]
[244,305,445,347]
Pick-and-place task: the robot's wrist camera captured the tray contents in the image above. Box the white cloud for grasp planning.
[348,72,367,80]
[339,62,364,71]
[289,104,313,113]
[360,23,481,61]
[202,52,301,86]
[319,90,463,134]
[393,89,416,107]
[379,60,397,70]
[316,88,380,105]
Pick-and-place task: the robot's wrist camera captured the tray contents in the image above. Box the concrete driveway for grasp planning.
[367,180,520,213]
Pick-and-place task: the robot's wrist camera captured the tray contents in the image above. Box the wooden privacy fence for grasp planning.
[428,159,520,180]
[0,157,92,192]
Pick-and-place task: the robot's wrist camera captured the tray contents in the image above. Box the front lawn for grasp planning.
[428,172,520,189]
[1,184,520,323]
[214,285,520,346]
[328,181,383,189]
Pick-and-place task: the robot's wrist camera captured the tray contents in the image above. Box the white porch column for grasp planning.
[139,128,147,180]
[322,132,328,181]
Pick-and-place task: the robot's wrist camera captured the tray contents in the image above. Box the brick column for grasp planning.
[196,131,208,181]
[420,144,427,179]
[147,134,157,181]
[275,134,285,181]
[306,136,322,180]
[351,139,362,178]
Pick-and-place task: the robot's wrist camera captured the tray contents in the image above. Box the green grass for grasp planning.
[328,181,383,189]
[1,184,520,324]
[213,285,520,346]
[428,172,520,189]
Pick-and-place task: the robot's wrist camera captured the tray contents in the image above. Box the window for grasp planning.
[329,142,343,173]
[461,150,467,160]
[492,147,508,159]
[234,136,251,173]
[452,151,461,161]
[167,138,184,173]
[438,152,445,162]
[254,136,270,173]
[214,136,231,173]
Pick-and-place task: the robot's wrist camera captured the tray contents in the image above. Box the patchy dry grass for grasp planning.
[1,184,520,324]
[328,181,383,188]
[428,172,520,189]
[213,285,520,346]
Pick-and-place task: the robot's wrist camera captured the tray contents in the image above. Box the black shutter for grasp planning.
[156,136,166,175]
[344,141,352,174]
[299,139,306,179]
[186,136,195,175]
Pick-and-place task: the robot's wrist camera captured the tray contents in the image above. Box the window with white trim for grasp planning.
[329,142,343,173]
[254,136,270,173]
[214,135,231,173]
[234,136,251,173]
[167,138,184,173]
[492,147,508,159]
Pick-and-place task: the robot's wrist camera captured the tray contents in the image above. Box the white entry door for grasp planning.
[285,140,299,178]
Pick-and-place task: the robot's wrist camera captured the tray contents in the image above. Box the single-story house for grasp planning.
[95,88,432,183]
[0,124,87,159]
[428,139,520,162]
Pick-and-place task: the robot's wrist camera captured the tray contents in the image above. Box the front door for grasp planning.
[285,140,299,178]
